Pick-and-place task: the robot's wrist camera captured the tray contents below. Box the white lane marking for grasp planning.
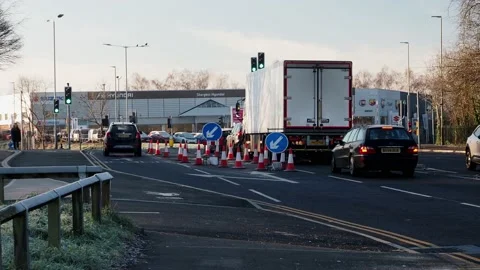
[249,189,281,203]
[425,168,458,174]
[194,169,211,174]
[447,174,480,181]
[296,169,315,175]
[119,211,160,214]
[250,171,298,184]
[414,171,429,174]
[328,175,363,184]
[381,186,432,198]
[460,203,480,209]
[187,173,290,182]
[217,177,240,186]
[176,163,191,168]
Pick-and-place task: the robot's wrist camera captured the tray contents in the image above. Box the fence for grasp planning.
[0,167,112,270]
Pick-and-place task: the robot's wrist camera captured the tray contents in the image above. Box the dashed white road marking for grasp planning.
[250,171,298,184]
[296,169,315,175]
[328,175,363,184]
[425,168,458,174]
[460,202,480,209]
[249,189,281,203]
[381,186,432,198]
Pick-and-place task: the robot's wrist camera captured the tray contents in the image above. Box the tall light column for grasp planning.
[400,41,411,130]
[432,15,443,145]
[111,66,117,121]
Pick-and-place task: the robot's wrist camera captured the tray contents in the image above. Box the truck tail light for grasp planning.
[359,145,376,154]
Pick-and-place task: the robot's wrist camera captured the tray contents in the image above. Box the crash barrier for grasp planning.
[0,166,103,203]
[0,170,112,270]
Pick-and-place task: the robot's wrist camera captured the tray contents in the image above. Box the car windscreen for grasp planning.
[182,133,195,139]
[366,127,411,141]
[111,125,136,134]
[159,131,170,137]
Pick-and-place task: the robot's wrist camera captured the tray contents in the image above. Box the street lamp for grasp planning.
[432,15,443,145]
[103,43,148,121]
[47,13,64,149]
[400,41,411,130]
[111,66,117,121]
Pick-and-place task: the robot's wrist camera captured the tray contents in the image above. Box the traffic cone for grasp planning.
[271,152,277,162]
[205,141,211,156]
[177,143,183,161]
[218,146,228,168]
[233,147,245,169]
[251,145,259,164]
[263,148,270,166]
[194,144,203,165]
[147,139,153,154]
[243,147,250,162]
[155,140,161,156]
[255,149,267,171]
[214,141,220,157]
[280,152,286,170]
[227,143,235,160]
[163,142,169,158]
[182,146,190,163]
[284,148,296,172]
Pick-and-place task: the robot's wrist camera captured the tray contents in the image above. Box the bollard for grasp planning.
[13,212,30,270]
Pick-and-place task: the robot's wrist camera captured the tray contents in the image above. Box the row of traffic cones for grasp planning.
[147,140,170,157]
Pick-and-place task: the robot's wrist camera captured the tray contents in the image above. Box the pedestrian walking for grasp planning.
[10,122,21,150]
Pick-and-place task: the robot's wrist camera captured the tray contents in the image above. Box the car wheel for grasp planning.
[349,155,358,176]
[466,149,477,171]
[331,156,341,173]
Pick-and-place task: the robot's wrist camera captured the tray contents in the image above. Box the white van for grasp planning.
[88,128,101,142]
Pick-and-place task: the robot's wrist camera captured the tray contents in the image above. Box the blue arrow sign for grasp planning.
[265,132,289,153]
[202,122,222,141]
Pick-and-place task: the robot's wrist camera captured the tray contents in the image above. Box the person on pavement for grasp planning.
[10,123,21,150]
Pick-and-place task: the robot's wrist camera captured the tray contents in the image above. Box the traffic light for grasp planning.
[218,116,224,126]
[64,86,72,104]
[258,52,265,69]
[235,102,240,112]
[250,57,257,72]
[167,117,172,128]
[54,99,59,114]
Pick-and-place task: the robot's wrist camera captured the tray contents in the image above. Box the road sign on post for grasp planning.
[202,122,222,141]
[265,132,289,153]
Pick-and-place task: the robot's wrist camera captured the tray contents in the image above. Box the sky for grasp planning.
[0,0,459,94]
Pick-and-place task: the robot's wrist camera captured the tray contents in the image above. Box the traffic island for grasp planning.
[1,200,143,269]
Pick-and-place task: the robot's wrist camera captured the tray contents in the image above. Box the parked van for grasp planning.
[88,128,101,142]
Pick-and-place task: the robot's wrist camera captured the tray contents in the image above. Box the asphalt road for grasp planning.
[81,149,480,268]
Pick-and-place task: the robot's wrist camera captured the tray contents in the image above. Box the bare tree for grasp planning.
[211,73,230,88]
[151,78,167,90]
[17,76,51,149]
[130,72,152,90]
[353,70,375,88]
[0,1,23,69]
[373,66,402,89]
[78,82,109,128]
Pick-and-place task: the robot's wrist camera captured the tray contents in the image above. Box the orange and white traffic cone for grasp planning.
[284,148,296,172]
[147,139,153,154]
[155,140,161,156]
[218,146,228,168]
[233,147,245,169]
[263,148,270,166]
[163,142,169,158]
[256,148,267,171]
[205,141,211,156]
[227,143,235,160]
[243,147,250,162]
[194,144,203,166]
[214,141,220,157]
[177,143,183,161]
[280,152,286,170]
[251,145,259,164]
[182,146,190,163]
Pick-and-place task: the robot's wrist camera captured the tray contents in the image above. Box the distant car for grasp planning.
[149,130,170,143]
[194,134,207,145]
[103,122,142,157]
[138,131,151,142]
[466,124,480,170]
[173,132,197,144]
[331,125,418,177]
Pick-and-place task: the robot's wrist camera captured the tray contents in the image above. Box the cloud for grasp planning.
[184,27,437,77]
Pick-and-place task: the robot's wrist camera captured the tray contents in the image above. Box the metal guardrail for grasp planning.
[0,171,113,270]
[0,166,103,203]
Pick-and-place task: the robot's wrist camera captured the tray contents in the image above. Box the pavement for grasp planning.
[5,149,480,269]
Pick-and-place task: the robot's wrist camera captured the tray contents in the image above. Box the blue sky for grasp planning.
[0,0,458,94]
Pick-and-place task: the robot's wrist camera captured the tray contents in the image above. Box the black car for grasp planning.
[331,125,418,177]
[103,122,142,157]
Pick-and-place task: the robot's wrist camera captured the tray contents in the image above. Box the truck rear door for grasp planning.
[318,66,351,128]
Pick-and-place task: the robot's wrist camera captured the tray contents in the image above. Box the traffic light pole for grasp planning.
[67,104,71,150]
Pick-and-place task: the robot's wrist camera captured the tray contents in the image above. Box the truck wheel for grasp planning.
[331,156,341,173]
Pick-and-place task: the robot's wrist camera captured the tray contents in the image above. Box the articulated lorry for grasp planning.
[241,60,353,162]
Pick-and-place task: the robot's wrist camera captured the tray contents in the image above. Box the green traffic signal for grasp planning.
[259,64,264,69]
[251,67,257,72]
[66,98,71,104]
[54,108,59,113]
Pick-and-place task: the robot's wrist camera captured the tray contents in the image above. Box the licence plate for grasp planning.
[118,134,130,138]
[310,140,325,145]
[381,148,400,153]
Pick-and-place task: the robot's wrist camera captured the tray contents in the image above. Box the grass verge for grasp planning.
[1,200,141,270]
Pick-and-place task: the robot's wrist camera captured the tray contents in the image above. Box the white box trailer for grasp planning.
[243,60,353,161]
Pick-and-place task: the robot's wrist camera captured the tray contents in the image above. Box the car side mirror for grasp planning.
[338,140,345,146]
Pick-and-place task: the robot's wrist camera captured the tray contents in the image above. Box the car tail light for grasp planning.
[407,146,418,154]
[359,145,376,154]
[136,132,141,139]
[106,132,111,138]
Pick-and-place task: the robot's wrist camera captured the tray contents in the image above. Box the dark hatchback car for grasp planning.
[103,122,142,157]
[331,125,418,177]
